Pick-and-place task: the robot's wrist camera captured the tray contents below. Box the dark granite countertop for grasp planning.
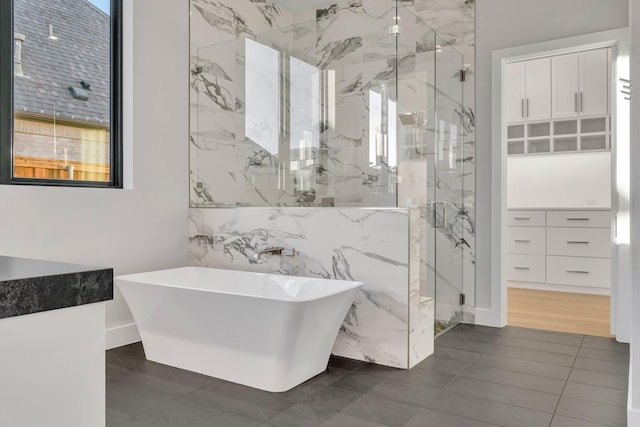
[0,255,113,320]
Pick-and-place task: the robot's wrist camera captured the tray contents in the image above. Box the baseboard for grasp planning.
[628,368,638,427]
[105,323,140,350]
[474,308,505,328]
[627,407,640,426]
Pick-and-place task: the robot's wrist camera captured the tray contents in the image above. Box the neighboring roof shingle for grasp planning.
[14,0,110,127]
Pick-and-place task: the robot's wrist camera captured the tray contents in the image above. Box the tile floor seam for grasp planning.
[574,354,630,365]
[435,341,578,368]
[426,389,553,427]
[457,327,585,347]
[551,335,583,418]
[560,383,628,409]
[167,380,289,425]
[469,360,571,381]
[550,413,620,427]
[453,335,581,358]
[458,364,566,396]
[442,381,560,415]
[399,406,504,427]
[565,377,628,391]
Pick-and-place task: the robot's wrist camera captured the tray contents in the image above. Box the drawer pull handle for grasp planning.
[514,266,530,270]
[514,217,530,220]
[567,241,590,244]
[567,270,590,274]
[514,239,531,243]
[566,218,590,221]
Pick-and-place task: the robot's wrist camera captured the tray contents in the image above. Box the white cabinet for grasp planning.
[507,254,546,283]
[525,58,552,121]
[546,227,611,258]
[507,62,525,124]
[546,210,611,228]
[552,53,580,118]
[507,210,546,227]
[508,226,546,255]
[507,48,611,157]
[506,59,551,123]
[580,49,609,117]
[507,209,611,294]
[552,49,609,119]
[546,256,611,288]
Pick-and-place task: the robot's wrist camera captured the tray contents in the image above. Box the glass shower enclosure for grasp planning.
[192,3,466,334]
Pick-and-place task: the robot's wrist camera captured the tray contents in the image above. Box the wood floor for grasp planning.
[507,287,612,337]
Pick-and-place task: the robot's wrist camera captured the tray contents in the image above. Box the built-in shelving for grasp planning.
[506,47,611,156]
[507,116,610,155]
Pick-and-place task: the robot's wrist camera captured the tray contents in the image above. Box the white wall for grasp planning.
[628,1,640,423]
[475,0,628,309]
[0,0,190,348]
[507,152,611,208]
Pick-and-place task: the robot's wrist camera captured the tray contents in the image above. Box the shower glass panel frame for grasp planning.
[192,2,466,333]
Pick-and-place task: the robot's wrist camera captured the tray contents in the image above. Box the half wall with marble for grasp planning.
[189,207,434,369]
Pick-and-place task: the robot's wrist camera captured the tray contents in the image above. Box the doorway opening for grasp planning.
[491,28,631,341]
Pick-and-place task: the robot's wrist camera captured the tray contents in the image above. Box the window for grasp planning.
[0,0,122,187]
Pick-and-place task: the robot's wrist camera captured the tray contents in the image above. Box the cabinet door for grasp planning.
[506,62,525,123]
[525,58,552,121]
[552,53,580,119]
[580,49,609,116]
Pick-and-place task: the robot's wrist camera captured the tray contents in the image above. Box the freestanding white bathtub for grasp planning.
[116,267,362,392]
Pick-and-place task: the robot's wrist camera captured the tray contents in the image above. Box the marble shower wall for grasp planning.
[190,0,294,207]
[189,208,433,369]
[295,0,476,323]
[190,0,475,331]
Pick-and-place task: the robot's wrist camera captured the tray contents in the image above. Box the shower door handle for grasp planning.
[432,201,448,229]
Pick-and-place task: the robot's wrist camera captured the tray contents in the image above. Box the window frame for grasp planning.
[0,0,123,188]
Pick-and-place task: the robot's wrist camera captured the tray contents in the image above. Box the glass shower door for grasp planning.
[394,5,465,335]
[433,37,465,334]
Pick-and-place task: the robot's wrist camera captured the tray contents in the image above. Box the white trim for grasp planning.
[122,0,134,189]
[628,409,640,427]
[487,28,630,341]
[105,323,140,350]
[630,367,640,427]
[474,308,503,328]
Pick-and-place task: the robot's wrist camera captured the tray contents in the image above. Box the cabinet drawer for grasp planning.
[507,254,546,283]
[546,227,611,258]
[507,227,546,255]
[547,210,610,228]
[547,256,610,288]
[508,211,546,227]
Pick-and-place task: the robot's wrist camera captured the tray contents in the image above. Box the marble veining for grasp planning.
[188,0,476,333]
[189,208,422,368]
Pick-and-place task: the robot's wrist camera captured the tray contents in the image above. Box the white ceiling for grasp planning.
[274,0,336,14]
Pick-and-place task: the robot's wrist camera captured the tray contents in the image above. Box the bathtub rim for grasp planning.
[115,266,364,303]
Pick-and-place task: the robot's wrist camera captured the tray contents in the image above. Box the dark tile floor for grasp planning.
[106,324,629,427]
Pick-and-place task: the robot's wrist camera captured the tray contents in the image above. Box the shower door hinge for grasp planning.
[459,69,466,82]
[459,293,466,306]
[389,25,400,35]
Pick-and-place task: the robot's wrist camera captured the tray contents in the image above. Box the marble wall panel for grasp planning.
[189,207,416,368]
